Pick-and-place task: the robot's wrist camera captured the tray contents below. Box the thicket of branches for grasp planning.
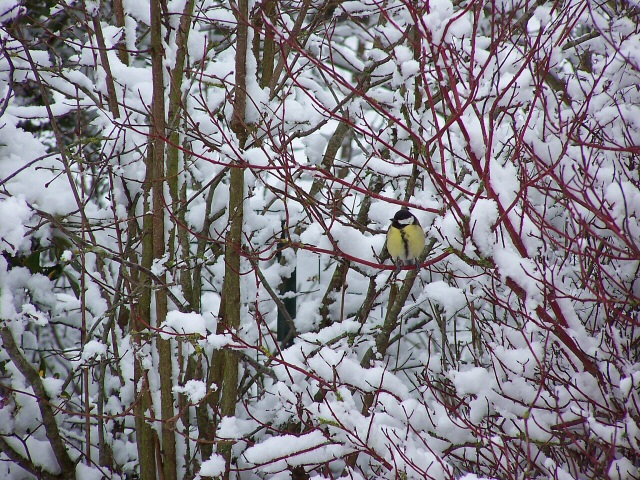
[0,0,639,479]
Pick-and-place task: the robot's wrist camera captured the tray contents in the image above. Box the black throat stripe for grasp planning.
[401,229,409,258]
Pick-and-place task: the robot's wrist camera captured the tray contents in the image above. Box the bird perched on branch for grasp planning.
[386,208,426,269]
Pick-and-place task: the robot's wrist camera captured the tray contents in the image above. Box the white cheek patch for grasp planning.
[398,217,413,226]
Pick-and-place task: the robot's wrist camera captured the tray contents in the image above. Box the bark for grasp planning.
[149,0,177,478]
[0,327,76,480]
[90,13,120,118]
[218,0,249,475]
[136,71,157,478]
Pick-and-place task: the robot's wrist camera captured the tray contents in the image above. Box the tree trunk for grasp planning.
[218,0,249,475]
[150,0,177,478]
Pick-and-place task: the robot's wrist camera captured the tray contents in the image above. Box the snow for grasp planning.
[75,464,106,480]
[419,281,468,318]
[19,302,49,326]
[608,457,637,480]
[301,134,328,165]
[173,380,208,403]
[7,101,75,119]
[217,415,257,440]
[329,223,378,263]
[81,340,108,361]
[161,311,208,338]
[1,2,639,479]
[205,333,233,349]
[41,377,64,399]
[493,246,543,305]
[449,367,497,423]
[421,0,471,44]
[150,253,169,276]
[243,430,344,472]
[198,454,226,477]
[470,198,498,255]
[619,371,640,399]
[122,0,150,24]
[432,208,465,249]
[0,2,23,23]
[3,436,60,474]
[489,157,519,207]
[0,124,78,215]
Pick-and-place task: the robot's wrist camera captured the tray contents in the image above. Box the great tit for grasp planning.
[387,209,426,268]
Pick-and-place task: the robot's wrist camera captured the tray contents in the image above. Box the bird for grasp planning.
[386,209,426,269]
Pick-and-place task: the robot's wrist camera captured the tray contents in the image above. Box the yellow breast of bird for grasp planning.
[387,226,405,260]
[387,225,425,261]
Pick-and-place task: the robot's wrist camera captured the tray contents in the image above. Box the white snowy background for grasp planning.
[0,0,639,479]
